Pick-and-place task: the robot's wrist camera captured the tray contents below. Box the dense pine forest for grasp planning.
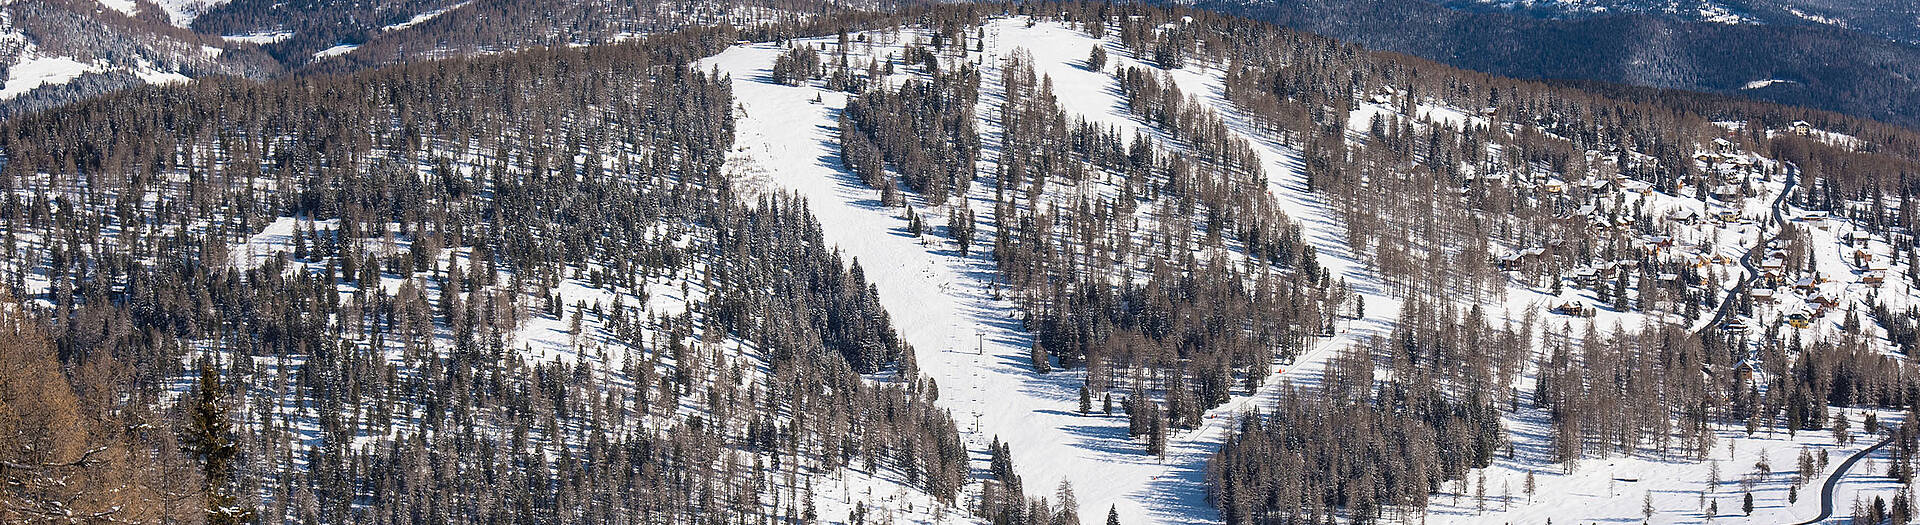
[0,26,985,523]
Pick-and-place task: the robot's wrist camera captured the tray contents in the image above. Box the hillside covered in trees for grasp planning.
[0,25,986,524]
[12,1,1920,524]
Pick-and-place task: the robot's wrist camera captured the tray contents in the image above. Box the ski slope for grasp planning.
[701,18,1399,525]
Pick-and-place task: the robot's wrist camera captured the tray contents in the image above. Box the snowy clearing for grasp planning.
[313,43,359,59]
[222,30,294,45]
[383,1,471,32]
[95,0,139,17]
[1743,79,1799,90]
[1,50,102,100]
[152,0,233,26]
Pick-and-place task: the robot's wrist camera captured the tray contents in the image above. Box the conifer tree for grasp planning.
[185,359,253,525]
[1148,414,1167,459]
[949,206,975,255]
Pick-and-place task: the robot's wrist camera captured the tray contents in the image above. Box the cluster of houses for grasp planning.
[1696,140,1769,203]
[1748,223,1887,329]
[1694,138,1760,168]
[1495,245,1555,271]
[1666,206,1749,229]
[1558,203,1639,232]
[1519,142,1802,323]
[1847,230,1889,285]
[1751,241,1825,328]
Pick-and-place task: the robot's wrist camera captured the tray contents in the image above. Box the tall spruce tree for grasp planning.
[185,359,252,525]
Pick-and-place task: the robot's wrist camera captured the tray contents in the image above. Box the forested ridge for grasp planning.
[0,26,978,524]
[1187,0,1920,128]
[0,0,283,121]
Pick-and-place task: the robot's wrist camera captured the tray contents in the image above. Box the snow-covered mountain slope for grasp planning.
[0,0,277,119]
[190,0,890,71]
[151,0,237,27]
[1192,0,1920,129]
[703,18,1412,524]
[0,0,857,119]
[703,14,1920,523]
[1437,0,1920,45]
[14,2,1920,523]
[0,29,1004,521]
[92,0,233,26]
[1438,0,1759,24]
[690,19,1223,519]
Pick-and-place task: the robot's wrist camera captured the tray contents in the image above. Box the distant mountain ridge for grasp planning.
[1434,0,1920,46]
[1185,0,1920,127]
[0,0,280,120]
[13,0,1920,129]
[0,0,884,120]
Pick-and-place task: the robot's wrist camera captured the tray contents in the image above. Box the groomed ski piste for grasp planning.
[702,17,1398,525]
[702,16,1915,525]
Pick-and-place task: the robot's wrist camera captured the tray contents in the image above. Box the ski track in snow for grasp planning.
[702,18,1399,525]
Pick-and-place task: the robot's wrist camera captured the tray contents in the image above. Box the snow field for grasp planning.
[1424,408,1907,524]
[1,47,102,100]
[313,44,360,59]
[383,1,472,32]
[222,31,295,45]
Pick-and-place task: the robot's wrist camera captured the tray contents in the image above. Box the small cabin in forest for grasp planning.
[1733,358,1757,384]
[1553,301,1596,317]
